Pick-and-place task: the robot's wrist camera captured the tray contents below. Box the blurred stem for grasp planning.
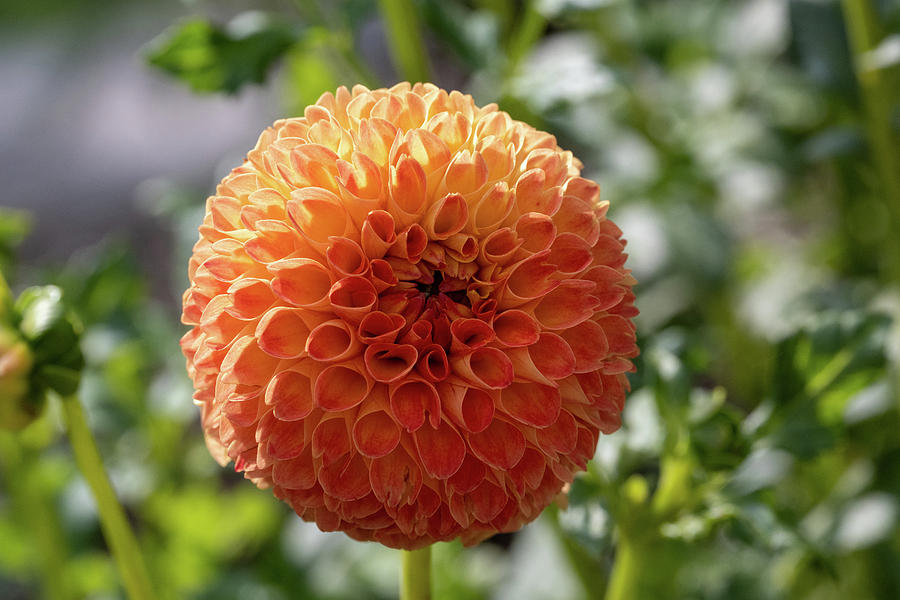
[378,0,432,83]
[0,434,71,600]
[841,0,900,278]
[400,546,432,600]
[605,533,640,600]
[0,267,11,307]
[651,442,693,520]
[291,0,379,88]
[61,394,156,600]
[506,0,546,75]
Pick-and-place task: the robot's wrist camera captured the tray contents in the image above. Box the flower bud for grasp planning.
[0,327,36,430]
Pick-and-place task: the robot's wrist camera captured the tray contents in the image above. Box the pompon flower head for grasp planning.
[181,83,638,549]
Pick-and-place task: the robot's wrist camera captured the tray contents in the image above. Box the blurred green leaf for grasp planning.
[0,208,30,274]
[146,13,300,94]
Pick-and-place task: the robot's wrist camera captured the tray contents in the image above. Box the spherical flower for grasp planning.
[180,83,638,549]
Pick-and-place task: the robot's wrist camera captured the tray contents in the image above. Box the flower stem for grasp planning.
[841,0,900,277]
[378,0,431,83]
[400,546,432,600]
[604,533,639,600]
[61,394,156,600]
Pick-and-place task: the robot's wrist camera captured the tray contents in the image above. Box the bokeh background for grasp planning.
[2,0,900,598]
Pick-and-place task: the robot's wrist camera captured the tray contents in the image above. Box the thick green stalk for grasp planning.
[61,395,155,600]
[841,0,900,277]
[604,533,639,600]
[378,0,431,83]
[400,546,432,600]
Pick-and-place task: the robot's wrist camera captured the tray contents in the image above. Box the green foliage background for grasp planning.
[2,0,900,598]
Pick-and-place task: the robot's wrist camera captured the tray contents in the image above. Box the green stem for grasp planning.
[605,533,640,600]
[506,0,546,75]
[841,0,900,278]
[291,0,380,88]
[400,546,432,600]
[61,394,156,600]
[378,0,432,83]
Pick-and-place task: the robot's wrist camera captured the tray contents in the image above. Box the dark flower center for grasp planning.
[415,271,470,307]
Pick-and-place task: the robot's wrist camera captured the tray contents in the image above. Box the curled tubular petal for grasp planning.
[181,83,638,551]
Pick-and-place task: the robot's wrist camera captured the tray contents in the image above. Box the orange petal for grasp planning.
[319,453,371,501]
[480,227,521,266]
[358,311,407,345]
[422,193,468,240]
[389,379,439,432]
[509,332,576,383]
[370,448,423,508]
[244,220,299,264]
[451,347,514,389]
[352,409,401,458]
[468,419,525,469]
[394,128,451,174]
[256,307,311,359]
[311,414,352,465]
[314,364,370,411]
[500,382,561,428]
[414,420,466,479]
[449,318,495,355]
[269,258,332,308]
[492,309,540,348]
[328,276,378,323]
[286,187,351,248]
[227,278,276,320]
[265,370,314,421]
[548,232,593,275]
[497,251,559,309]
[443,149,488,195]
[596,314,638,356]
[447,454,487,494]
[443,233,478,262]
[469,480,508,523]
[266,416,307,460]
[388,155,427,226]
[387,224,428,262]
[272,446,317,490]
[560,320,610,373]
[515,212,557,255]
[443,387,495,433]
[533,280,599,330]
[370,259,398,293]
[326,237,369,278]
[200,295,246,348]
[306,319,362,362]
[361,210,397,259]
[365,343,418,383]
[290,143,340,189]
[508,447,546,492]
[471,182,514,236]
[535,409,578,455]
[220,336,279,386]
[415,344,450,382]
[553,195,600,245]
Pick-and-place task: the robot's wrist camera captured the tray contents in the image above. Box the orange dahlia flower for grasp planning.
[181,83,638,549]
